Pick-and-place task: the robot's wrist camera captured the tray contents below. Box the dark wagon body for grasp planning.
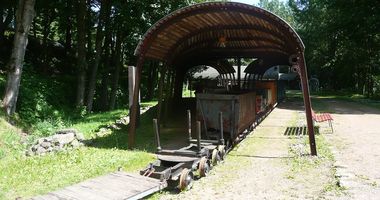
[196,91,256,142]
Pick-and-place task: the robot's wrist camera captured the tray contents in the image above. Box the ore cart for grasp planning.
[196,91,256,147]
[140,119,211,191]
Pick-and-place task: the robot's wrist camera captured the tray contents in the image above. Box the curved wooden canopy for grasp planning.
[135,2,304,66]
[130,2,317,156]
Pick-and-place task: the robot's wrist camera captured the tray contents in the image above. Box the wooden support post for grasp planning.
[298,54,317,156]
[237,57,241,89]
[129,65,140,126]
[128,56,144,149]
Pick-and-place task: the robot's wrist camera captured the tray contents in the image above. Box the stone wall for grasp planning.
[26,129,85,156]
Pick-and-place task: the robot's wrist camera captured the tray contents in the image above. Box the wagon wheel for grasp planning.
[179,168,193,191]
[198,156,210,177]
[218,145,226,160]
[211,149,220,166]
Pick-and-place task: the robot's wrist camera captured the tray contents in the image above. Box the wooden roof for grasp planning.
[135,2,304,67]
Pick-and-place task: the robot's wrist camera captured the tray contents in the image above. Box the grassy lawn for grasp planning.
[0,102,158,200]
[286,90,380,112]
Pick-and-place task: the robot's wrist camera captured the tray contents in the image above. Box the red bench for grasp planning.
[311,109,334,133]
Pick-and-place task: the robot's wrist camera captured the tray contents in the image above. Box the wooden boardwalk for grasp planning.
[31,171,167,200]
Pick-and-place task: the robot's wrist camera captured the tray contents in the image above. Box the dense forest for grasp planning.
[0,0,379,135]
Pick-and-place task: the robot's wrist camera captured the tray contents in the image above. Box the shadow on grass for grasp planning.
[86,107,158,153]
[312,97,380,115]
[86,104,191,153]
[287,89,380,114]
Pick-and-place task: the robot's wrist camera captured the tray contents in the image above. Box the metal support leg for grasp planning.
[187,110,192,141]
[196,121,201,153]
[329,120,334,133]
[219,112,224,145]
[153,119,162,152]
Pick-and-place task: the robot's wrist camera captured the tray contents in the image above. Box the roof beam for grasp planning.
[173,49,289,67]
[173,45,288,64]
[165,25,291,63]
[135,3,303,57]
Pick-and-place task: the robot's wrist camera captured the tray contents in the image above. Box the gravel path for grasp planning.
[324,100,380,199]
[156,100,333,199]
[152,98,380,200]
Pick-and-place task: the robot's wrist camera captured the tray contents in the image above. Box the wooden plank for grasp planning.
[112,172,156,184]
[31,172,166,200]
[77,173,157,196]
[88,174,149,193]
[58,187,109,200]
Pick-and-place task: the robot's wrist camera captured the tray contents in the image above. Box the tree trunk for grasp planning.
[2,0,35,115]
[156,65,167,123]
[173,69,184,100]
[163,70,174,127]
[64,0,72,53]
[146,61,157,101]
[86,0,93,59]
[86,0,110,112]
[41,9,55,73]
[99,38,112,111]
[98,1,112,111]
[75,0,87,107]
[109,31,123,110]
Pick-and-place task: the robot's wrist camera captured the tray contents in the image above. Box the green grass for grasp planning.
[311,91,380,110]
[0,102,159,200]
[71,109,129,138]
[71,101,157,139]
[182,88,195,98]
[0,118,24,159]
[0,148,154,199]
[285,94,344,196]
[288,135,334,173]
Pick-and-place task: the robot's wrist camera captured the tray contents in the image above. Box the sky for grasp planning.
[231,0,260,5]
[231,0,286,6]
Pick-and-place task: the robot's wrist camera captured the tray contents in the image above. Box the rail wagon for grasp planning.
[196,91,256,147]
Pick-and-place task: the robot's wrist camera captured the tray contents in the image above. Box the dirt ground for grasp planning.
[152,98,380,200]
[323,99,380,199]
[155,99,336,200]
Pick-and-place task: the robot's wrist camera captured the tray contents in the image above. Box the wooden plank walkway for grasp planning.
[31,171,167,200]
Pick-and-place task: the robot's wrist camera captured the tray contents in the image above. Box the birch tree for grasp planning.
[2,0,36,115]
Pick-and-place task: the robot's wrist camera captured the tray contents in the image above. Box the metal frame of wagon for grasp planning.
[129,2,317,155]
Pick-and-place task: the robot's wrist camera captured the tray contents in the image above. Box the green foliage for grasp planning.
[258,0,297,28]
[15,68,73,136]
[289,0,380,97]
